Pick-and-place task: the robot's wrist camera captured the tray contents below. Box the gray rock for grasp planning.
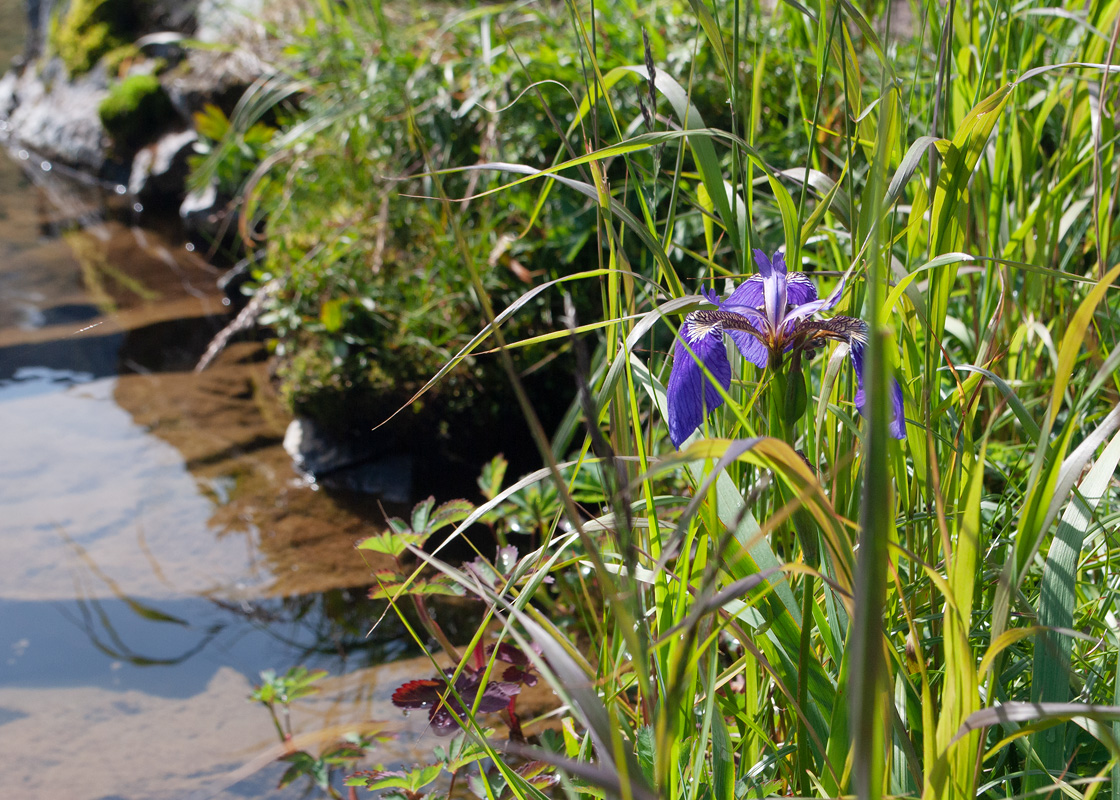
[194,0,264,44]
[283,417,413,503]
[129,128,198,200]
[179,179,219,232]
[164,48,264,120]
[0,0,287,194]
[1,59,109,171]
[137,0,203,37]
[164,0,268,119]
[0,71,18,121]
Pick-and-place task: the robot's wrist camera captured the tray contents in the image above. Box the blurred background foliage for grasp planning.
[189,0,738,440]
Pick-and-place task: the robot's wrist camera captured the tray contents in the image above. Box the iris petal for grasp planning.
[786,272,817,306]
[666,262,906,446]
[782,270,848,332]
[753,249,787,329]
[849,339,866,409]
[723,274,763,310]
[727,329,768,368]
[772,251,786,273]
[752,249,774,278]
[890,378,907,440]
[847,340,906,439]
[667,321,732,448]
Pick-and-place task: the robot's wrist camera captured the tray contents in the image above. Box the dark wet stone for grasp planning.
[283,416,413,503]
[128,128,197,204]
[0,0,270,192]
[178,179,219,232]
[34,302,101,327]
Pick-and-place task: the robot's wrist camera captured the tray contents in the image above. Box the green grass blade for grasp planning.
[1032,428,1120,780]
[1045,263,1120,428]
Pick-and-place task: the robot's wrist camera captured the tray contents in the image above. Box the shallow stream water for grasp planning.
[0,6,481,797]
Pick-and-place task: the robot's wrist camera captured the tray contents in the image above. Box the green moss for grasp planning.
[51,0,136,76]
[98,73,173,151]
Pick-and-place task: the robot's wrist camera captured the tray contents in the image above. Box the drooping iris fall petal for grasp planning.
[847,339,907,439]
[666,317,732,448]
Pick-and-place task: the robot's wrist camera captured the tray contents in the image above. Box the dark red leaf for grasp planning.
[502,665,538,687]
[489,642,530,666]
[392,669,520,736]
[391,679,446,709]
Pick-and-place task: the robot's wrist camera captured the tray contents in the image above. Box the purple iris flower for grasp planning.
[666,249,906,448]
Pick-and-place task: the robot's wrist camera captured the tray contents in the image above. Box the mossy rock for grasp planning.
[99,73,174,151]
[51,0,137,76]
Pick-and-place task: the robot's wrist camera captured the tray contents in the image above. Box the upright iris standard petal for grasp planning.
[781,270,848,333]
[723,275,764,310]
[666,317,732,448]
[769,251,803,309]
[786,272,817,307]
[725,266,816,312]
[753,248,787,328]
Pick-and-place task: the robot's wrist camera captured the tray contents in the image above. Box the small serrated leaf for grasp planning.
[277,763,304,789]
[478,454,508,500]
[387,516,411,535]
[278,752,316,789]
[429,499,475,533]
[466,770,488,798]
[465,557,501,589]
[495,546,519,575]
[419,577,466,597]
[368,574,464,599]
[358,531,426,556]
[442,738,489,772]
[411,496,437,533]
[347,768,409,790]
[511,760,560,792]
[410,764,444,790]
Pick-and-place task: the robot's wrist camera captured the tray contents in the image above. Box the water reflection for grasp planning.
[0,371,263,600]
[0,345,446,797]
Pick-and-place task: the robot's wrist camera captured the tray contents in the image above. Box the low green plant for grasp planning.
[251,666,330,742]
[250,666,390,798]
[190,103,276,200]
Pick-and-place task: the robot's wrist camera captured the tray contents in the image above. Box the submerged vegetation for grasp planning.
[207,0,1120,797]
